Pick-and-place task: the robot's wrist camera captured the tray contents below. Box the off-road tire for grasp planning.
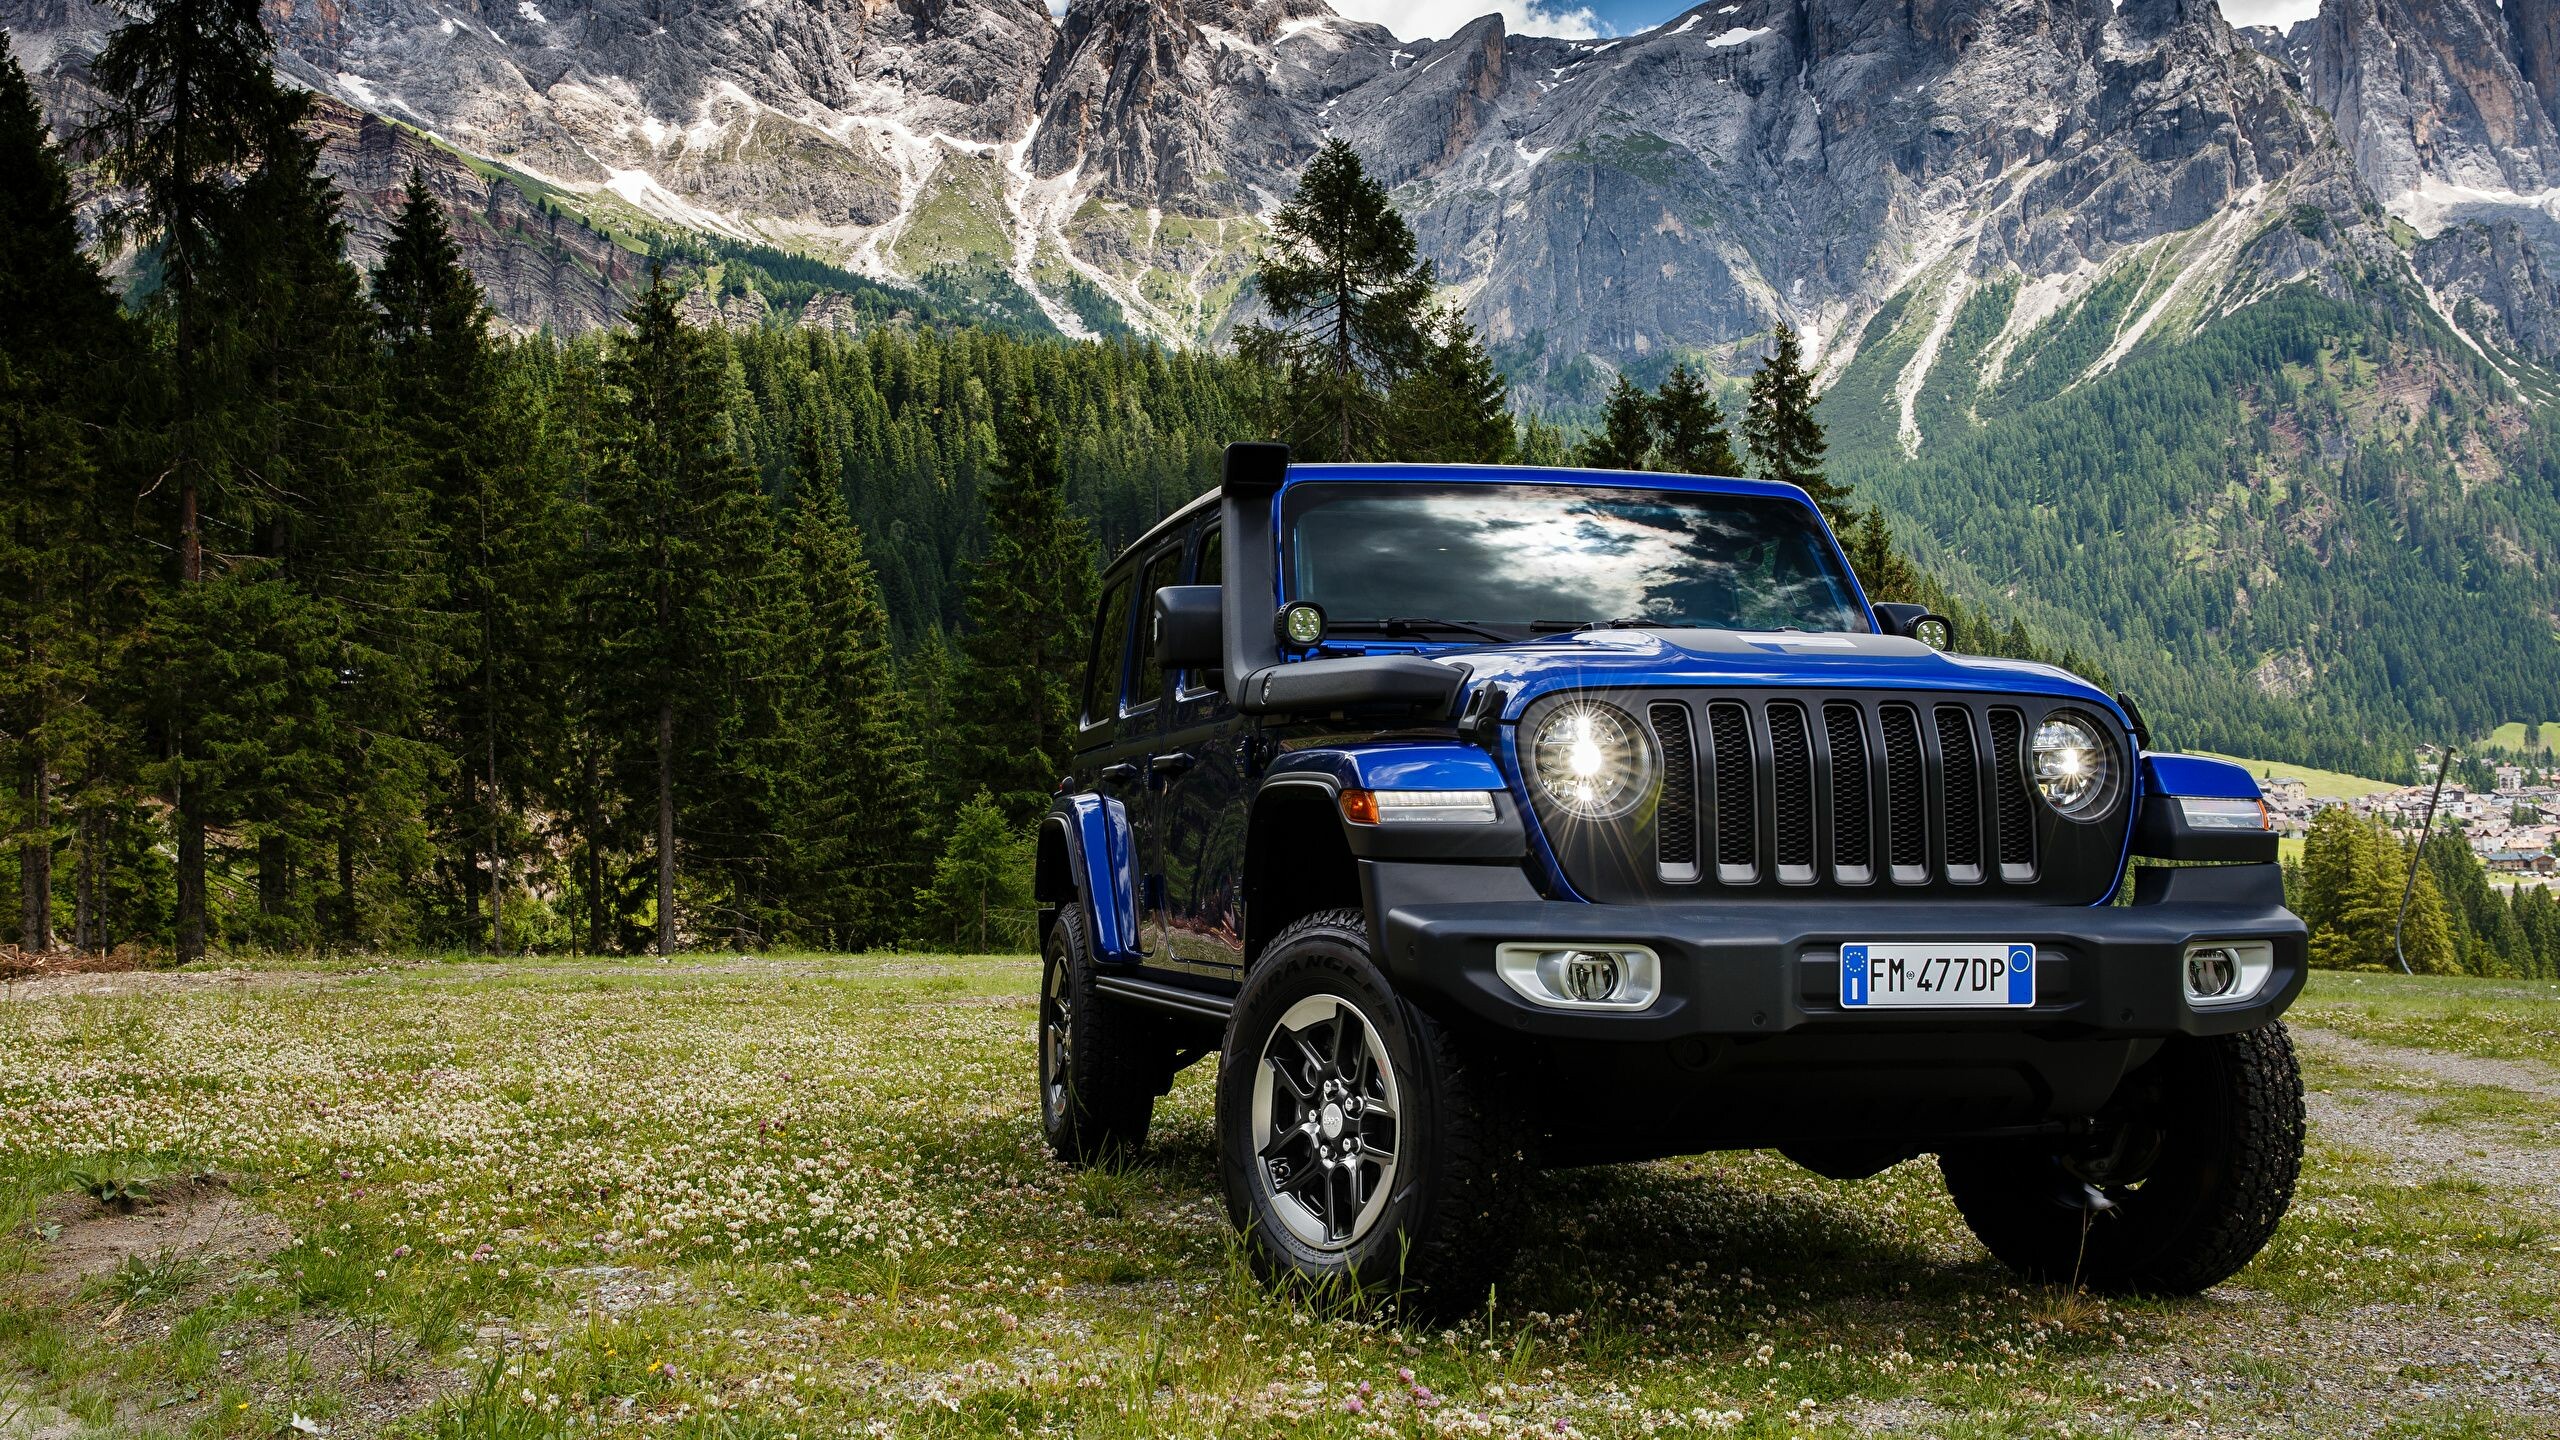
[1940,1021,2305,1296]
[1040,905,1176,1164]
[1217,909,1521,1303]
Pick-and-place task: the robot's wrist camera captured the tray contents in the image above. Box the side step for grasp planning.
[1094,972,1236,1024]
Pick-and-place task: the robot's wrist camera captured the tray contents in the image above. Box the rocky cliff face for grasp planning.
[2280,0,2560,361]
[7,0,2398,389]
[2301,0,2560,219]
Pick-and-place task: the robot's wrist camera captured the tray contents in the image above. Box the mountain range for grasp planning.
[13,0,2560,767]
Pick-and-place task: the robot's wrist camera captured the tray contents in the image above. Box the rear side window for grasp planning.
[1083,578,1134,728]
[1127,546,1183,710]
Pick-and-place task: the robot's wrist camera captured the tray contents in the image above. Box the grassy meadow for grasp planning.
[1,960,2555,1439]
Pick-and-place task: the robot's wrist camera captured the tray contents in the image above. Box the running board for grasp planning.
[1094,973,1236,1024]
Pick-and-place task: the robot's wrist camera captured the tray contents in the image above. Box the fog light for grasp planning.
[1544,950,1621,1002]
[1494,944,1661,1010]
[2183,940,2276,1008]
[2186,947,2237,999]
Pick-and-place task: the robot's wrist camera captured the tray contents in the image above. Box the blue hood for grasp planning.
[1383,629,2122,722]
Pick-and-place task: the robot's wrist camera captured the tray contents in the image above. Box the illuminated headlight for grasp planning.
[2178,796,2271,831]
[2183,941,2276,1008]
[1339,789,1499,825]
[1494,944,1662,1010]
[1529,702,1653,821]
[2031,713,2114,818]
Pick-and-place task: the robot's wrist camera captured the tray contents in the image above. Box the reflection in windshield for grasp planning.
[1283,482,1867,635]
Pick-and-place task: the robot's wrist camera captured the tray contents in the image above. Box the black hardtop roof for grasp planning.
[1104,488,1219,577]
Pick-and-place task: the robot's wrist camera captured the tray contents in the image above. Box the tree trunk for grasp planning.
[176,795,205,963]
[73,808,96,954]
[487,712,503,954]
[582,746,607,955]
[459,838,483,953]
[335,795,357,949]
[19,750,50,952]
[656,699,675,957]
[257,831,289,929]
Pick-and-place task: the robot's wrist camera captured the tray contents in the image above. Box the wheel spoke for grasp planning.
[1286,1027,1330,1083]
[1276,1159,1326,1199]
[1330,1003,1362,1074]
[1260,1125,1314,1164]
[1324,1166,1354,1242]
[1263,1050,1316,1102]
[1358,1135,1396,1165]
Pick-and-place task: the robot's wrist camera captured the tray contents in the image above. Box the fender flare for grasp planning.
[1040,794,1144,964]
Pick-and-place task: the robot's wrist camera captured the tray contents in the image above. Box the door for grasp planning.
[1119,541,1186,963]
[1154,523,1249,973]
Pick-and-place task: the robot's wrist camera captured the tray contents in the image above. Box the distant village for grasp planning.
[2259,759,2560,879]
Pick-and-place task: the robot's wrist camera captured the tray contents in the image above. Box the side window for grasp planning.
[1127,546,1184,711]
[1082,577,1134,729]
[1186,525,1223,696]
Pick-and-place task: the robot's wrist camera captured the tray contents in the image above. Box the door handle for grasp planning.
[1099,762,1140,785]
[1149,752,1197,779]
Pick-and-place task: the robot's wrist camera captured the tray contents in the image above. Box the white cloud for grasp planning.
[1328,2,1607,42]
[2214,0,2321,27]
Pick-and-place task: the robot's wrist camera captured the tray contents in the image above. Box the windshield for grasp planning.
[1282,481,1868,637]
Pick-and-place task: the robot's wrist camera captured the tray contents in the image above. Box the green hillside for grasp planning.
[2196,752,2399,802]
[2479,722,2560,754]
[1829,270,2560,782]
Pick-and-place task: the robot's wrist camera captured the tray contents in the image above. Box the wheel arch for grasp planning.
[1040,796,1144,963]
[1243,777,1363,967]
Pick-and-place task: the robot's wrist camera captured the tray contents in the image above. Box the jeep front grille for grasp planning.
[1526,689,2126,905]
[1650,702,1700,883]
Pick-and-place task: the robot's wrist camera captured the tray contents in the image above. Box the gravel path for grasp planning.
[2293,1024,2560,1102]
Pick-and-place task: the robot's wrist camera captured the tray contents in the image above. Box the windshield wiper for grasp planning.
[1332,617,1522,644]
[1530,618,1695,633]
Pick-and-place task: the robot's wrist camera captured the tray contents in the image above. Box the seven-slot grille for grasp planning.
[1647,694,2044,891]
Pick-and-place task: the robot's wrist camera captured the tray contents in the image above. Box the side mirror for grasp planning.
[1874,602,1954,651]
[1152,585,1223,671]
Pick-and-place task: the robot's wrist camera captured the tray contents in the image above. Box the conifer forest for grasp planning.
[2,4,2553,971]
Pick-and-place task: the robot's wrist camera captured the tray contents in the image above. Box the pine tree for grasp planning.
[1,55,136,953]
[775,437,930,947]
[1575,375,1655,471]
[374,170,544,951]
[1650,363,1742,476]
[1238,139,1437,460]
[1387,310,1516,464]
[596,266,767,955]
[914,788,1031,954]
[1743,324,1853,528]
[89,0,295,960]
[2302,810,2456,973]
[194,104,441,949]
[1845,507,1925,605]
[953,400,1097,826]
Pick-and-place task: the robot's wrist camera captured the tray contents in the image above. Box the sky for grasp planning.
[1329,0,2326,41]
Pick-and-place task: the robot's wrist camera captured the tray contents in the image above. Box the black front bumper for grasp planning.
[1364,860,2306,1043]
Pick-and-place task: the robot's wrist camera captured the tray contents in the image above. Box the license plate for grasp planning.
[1840,943,2036,1008]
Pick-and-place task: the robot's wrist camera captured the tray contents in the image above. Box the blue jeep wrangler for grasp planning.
[1037,443,2305,1298]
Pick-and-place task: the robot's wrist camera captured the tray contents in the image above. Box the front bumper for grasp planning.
[1365,860,2306,1043]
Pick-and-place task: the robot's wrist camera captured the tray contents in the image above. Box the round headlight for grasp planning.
[2031,713,2114,817]
[1529,702,1652,821]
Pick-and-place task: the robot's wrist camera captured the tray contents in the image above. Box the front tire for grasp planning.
[1940,1021,2305,1296]
[1216,909,1520,1301]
